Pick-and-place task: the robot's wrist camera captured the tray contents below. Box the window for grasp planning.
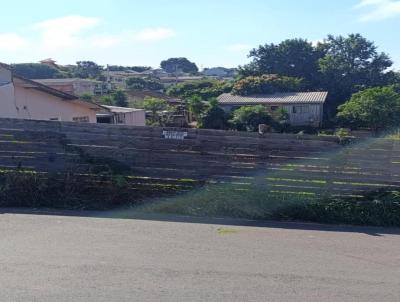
[292,106,309,114]
[270,106,279,111]
[72,116,90,123]
[49,117,59,121]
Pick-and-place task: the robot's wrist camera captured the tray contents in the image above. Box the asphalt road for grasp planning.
[1,211,400,302]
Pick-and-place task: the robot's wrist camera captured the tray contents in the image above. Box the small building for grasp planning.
[217,92,328,127]
[96,105,146,126]
[0,63,103,123]
[34,78,109,96]
[203,67,238,78]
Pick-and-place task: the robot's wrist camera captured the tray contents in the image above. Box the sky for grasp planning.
[0,0,399,70]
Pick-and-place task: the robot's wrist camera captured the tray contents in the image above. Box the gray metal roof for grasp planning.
[217,92,328,105]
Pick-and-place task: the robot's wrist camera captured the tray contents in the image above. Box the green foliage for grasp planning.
[160,57,199,74]
[187,95,206,120]
[11,63,64,79]
[319,34,393,116]
[198,101,229,130]
[230,105,272,132]
[143,97,172,126]
[98,95,113,105]
[80,93,93,101]
[240,38,323,86]
[126,76,163,90]
[108,65,151,72]
[74,61,103,79]
[240,34,397,120]
[277,190,400,227]
[112,90,128,107]
[167,79,233,99]
[0,171,137,210]
[337,86,400,130]
[232,74,305,96]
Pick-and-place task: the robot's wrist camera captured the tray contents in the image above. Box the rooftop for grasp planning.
[217,92,328,105]
[102,105,145,113]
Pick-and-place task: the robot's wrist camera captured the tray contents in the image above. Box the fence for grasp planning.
[0,118,399,198]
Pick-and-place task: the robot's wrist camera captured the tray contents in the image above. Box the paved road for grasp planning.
[0,211,400,302]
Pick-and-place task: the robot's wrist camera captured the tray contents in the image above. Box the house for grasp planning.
[203,67,238,78]
[35,78,109,96]
[217,92,328,127]
[96,105,146,126]
[0,63,103,123]
[127,89,182,106]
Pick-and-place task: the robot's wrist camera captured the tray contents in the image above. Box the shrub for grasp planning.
[232,74,305,96]
[230,105,272,132]
[337,86,400,130]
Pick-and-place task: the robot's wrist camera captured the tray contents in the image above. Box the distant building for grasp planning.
[203,67,237,78]
[0,63,103,123]
[34,78,109,96]
[96,105,146,126]
[127,89,182,106]
[39,58,58,69]
[217,92,328,127]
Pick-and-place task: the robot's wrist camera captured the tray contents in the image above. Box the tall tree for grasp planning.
[160,57,199,74]
[240,38,323,86]
[318,34,393,116]
[112,90,128,107]
[74,61,103,79]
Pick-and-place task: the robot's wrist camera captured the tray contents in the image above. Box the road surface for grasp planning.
[0,211,399,301]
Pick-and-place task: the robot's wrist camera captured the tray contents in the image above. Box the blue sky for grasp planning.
[0,0,399,69]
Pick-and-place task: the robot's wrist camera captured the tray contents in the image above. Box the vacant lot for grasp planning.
[0,211,399,302]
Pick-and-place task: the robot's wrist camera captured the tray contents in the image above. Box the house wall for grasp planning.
[219,103,323,127]
[13,85,97,122]
[282,104,322,127]
[113,110,146,126]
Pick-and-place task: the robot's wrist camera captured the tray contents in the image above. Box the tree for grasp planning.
[240,38,324,86]
[112,90,128,107]
[198,99,229,129]
[166,79,233,99]
[318,34,393,116]
[229,105,272,132]
[143,97,172,126]
[160,57,199,74]
[126,77,163,91]
[336,86,400,130]
[232,74,305,96]
[74,61,103,79]
[187,95,206,120]
[11,63,63,79]
[98,95,113,105]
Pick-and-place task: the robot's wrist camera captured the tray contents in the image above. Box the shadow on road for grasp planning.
[1,207,399,237]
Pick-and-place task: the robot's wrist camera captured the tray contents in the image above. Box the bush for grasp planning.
[337,86,400,130]
[230,105,272,131]
[277,190,400,227]
[232,74,305,96]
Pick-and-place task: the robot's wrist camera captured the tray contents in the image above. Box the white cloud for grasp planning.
[0,33,29,51]
[355,0,400,21]
[228,44,251,53]
[134,28,176,42]
[33,15,100,51]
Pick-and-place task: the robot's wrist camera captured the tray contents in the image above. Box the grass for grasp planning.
[135,181,400,228]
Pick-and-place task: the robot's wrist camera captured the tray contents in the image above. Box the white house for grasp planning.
[217,92,328,127]
[0,63,103,123]
[96,105,146,126]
